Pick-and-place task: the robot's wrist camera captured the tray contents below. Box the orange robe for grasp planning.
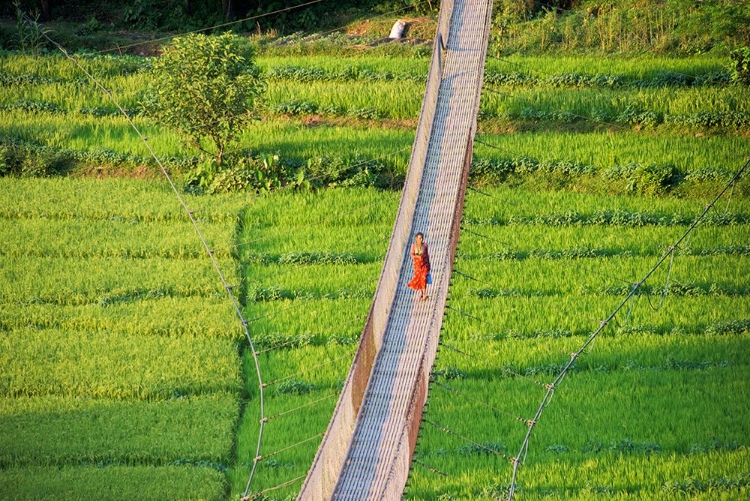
[407,242,430,291]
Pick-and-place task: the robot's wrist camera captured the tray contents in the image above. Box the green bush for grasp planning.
[0,142,69,177]
[144,33,265,167]
[730,46,750,85]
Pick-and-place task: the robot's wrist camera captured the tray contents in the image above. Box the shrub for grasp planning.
[144,33,265,167]
[730,46,750,85]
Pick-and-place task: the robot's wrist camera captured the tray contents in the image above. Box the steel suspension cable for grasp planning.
[413,458,448,477]
[431,380,531,425]
[242,474,307,501]
[423,418,515,464]
[254,314,366,355]
[95,0,419,57]
[31,22,268,497]
[506,157,750,500]
[96,0,326,55]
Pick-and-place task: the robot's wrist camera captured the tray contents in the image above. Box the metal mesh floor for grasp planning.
[298,1,492,498]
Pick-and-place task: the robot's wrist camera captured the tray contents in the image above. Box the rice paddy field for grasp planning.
[1,32,750,501]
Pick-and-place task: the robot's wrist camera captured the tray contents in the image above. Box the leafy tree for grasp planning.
[730,47,750,86]
[144,32,264,166]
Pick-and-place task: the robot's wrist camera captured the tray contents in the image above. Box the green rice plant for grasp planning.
[457,223,750,258]
[0,178,246,223]
[246,297,370,347]
[260,55,732,88]
[0,175,250,498]
[0,328,241,399]
[462,186,750,222]
[1,219,234,259]
[266,79,423,120]
[449,255,750,299]
[0,53,149,81]
[0,296,242,339]
[0,74,147,111]
[479,85,750,127]
[236,120,413,174]
[258,55,429,80]
[243,187,399,226]
[469,154,747,195]
[483,56,732,82]
[0,256,235,305]
[407,447,750,499]
[0,393,238,467]
[0,109,186,159]
[241,228,391,265]
[473,133,750,180]
[0,465,227,501]
[442,295,750,341]
[466,209,750,227]
[254,344,355,393]
[433,333,749,379]
[246,263,381,302]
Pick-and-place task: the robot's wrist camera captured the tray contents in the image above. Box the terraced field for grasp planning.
[1,28,749,500]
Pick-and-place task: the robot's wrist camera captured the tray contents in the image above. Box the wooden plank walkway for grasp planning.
[298,1,492,498]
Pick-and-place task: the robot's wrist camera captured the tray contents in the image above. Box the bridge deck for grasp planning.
[298,1,492,498]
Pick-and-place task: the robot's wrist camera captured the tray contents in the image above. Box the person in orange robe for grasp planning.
[407,232,430,300]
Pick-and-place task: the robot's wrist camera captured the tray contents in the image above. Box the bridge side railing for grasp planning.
[296,1,455,498]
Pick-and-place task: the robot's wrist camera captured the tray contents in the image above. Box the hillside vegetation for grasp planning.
[2,0,749,56]
[1,1,749,500]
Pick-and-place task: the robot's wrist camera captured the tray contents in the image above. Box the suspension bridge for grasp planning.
[298,0,493,498]
[33,1,749,498]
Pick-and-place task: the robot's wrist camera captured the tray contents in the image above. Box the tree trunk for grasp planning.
[221,0,234,20]
[39,0,51,20]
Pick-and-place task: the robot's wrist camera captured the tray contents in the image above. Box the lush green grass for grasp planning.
[0,177,247,222]
[2,46,750,500]
[2,52,748,185]
[1,294,241,338]
[0,393,238,467]
[0,465,228,501]
[0,329,240,399]
[229,185,749,500]
[0,256,235,304]
[0,178,247,498]
[472,134,750,176]
[1,218,235,259]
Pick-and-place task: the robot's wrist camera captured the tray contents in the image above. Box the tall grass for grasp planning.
[480,84,750,120]
[0,393,238,467]
[473,133,750,175]
[0,328,240,399]
[0,178,247,222]
[1,297,242,339]
[0,256,235,304]
[456,224,750,258]
[0,465,228,501]
[483,55,731,81]
[0,110,184,159]
[2,219,235,259]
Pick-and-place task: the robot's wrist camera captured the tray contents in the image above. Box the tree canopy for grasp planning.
[144,32,265,167]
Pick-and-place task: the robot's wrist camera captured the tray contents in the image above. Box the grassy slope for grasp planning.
[2,9,750,498]
[0,179,249,500]
[231,185,749,500]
